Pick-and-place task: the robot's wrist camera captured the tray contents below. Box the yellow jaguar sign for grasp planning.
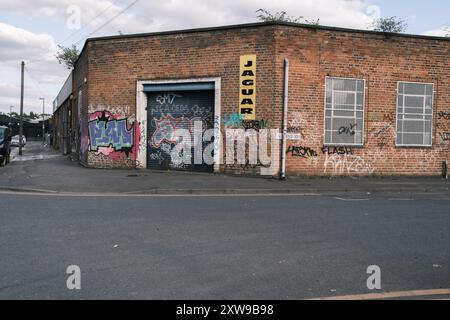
[239,54,256,120]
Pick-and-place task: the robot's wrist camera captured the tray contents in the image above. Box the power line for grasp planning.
[74,0,140,46]
[9,0,141,111]
[58,0,121,46]
[26,0,140,65]
[24,66,51,100]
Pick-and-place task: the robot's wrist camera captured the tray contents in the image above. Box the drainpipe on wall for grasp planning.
[280,58,289,180]
[443,160,448,180]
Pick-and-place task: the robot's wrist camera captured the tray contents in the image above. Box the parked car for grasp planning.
[0,126,12,166]
[11,135,26,147]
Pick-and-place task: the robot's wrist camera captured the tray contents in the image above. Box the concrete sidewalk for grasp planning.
[0,142,448,195]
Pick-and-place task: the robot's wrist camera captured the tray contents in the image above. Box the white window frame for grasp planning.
[395,81,434,148]
[323,76,366,147]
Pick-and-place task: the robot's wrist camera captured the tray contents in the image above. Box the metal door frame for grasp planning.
[136,78,222,172]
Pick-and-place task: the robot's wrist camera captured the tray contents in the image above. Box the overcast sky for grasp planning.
[0,0,449,115]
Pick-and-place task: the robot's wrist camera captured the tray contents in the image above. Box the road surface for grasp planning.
[0,191,449,299]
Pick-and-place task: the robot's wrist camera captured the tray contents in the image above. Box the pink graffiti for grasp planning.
[151,115,202,148]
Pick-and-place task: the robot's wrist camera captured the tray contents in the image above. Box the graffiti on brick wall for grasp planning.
[438,111,450,120]
[440,132,450,141]
[287,111,307,141]
[226,158,272,171]
[89,112,134,151]
[224,129,279,175]
[286,126,305,140]
[88,111,139,160]
[321,146,353,155]
[287,145,318,158]
[223,112,270,131]
[241,119,270,131]
[323,152,375,176]
[223,112,244,127]
[437,111,449,143]
[320,146,374,175]
[370,122,393,150]
[371,124,392,138]
[383,112,395,122]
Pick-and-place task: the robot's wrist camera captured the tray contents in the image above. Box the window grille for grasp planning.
[396,82,433,147]
[324,77,365,146]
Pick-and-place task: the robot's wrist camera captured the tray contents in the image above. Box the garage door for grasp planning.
[146,84,215,172]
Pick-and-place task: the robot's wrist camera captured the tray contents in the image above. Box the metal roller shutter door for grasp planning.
[146,89,214,172]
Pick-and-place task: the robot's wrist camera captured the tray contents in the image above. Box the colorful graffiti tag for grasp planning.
[88,111,139,160]
[223,112,244,127]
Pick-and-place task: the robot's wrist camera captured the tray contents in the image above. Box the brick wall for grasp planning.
[73,47,89,165]
[76,23,449,176]
[276,26,449,176]
[85,25,278,170]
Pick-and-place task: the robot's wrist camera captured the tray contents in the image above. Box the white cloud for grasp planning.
[422,26,449,37]
[0,22,57,62]
[1,0,378,39]
[0,0,381,114]
[0,22,68,114]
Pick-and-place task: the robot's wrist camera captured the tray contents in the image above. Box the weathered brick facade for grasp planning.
[64,22,449,176]
[276,25,450,176]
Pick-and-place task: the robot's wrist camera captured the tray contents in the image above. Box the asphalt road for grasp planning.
[0,192,449,299]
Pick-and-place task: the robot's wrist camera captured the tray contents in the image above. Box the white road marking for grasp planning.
[0,190,321,198]
[12,154,63,162]
[309,288,450,300]
[333,197,369,201]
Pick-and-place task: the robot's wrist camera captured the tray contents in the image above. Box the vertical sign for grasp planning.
[239,54,256,120]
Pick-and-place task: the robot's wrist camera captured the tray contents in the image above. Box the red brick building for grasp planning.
[54,21,450,177]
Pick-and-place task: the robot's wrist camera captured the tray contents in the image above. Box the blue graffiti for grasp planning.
[89,117,134,151]
[223,112,244,127]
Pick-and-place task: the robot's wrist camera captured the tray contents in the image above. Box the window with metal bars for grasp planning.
[396,82,433,147]
[324,77,365,146]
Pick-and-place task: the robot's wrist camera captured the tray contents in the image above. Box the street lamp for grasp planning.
[9,106,14,127]
[39,97,45,145]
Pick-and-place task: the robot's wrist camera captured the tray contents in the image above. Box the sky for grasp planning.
[0,0,448,115]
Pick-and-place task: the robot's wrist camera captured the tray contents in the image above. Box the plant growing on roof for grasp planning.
[371,16,408,33]
[256,9,320,25]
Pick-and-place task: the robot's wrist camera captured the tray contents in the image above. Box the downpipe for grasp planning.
[443,160,448,180]
[280,58,289,180]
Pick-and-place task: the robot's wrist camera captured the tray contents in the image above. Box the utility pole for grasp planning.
[40,97,45,145]
[19,61,24,156]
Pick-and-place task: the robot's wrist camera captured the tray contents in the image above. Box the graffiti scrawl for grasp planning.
[150,114,203,148]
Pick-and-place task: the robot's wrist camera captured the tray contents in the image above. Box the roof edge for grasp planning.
[73,21,449,69]
[86,21,450,43]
